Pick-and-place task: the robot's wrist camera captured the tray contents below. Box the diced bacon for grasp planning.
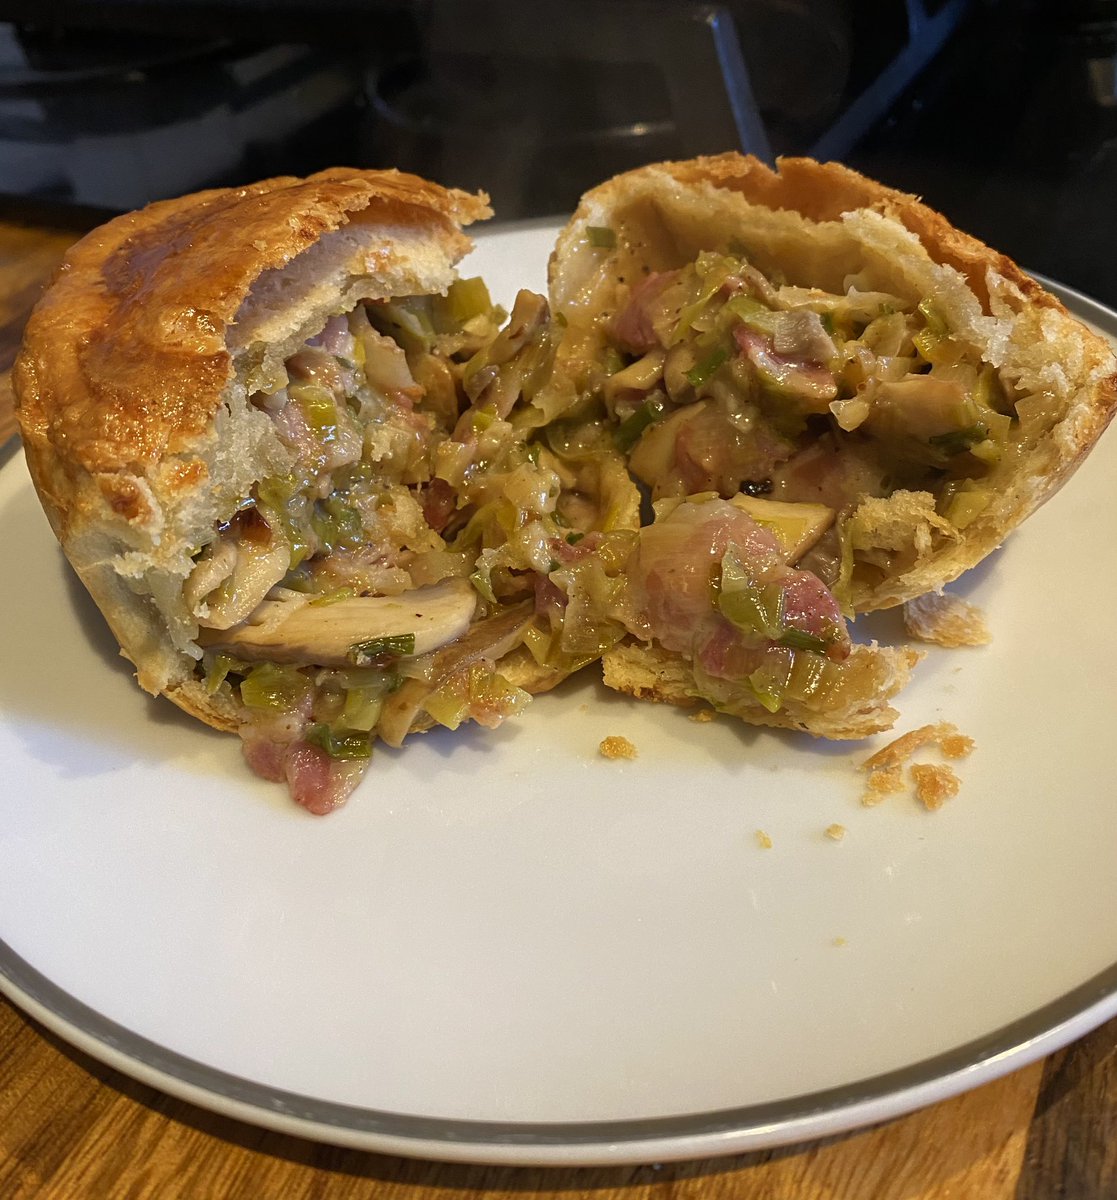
[628,498,850,680]
[242,720,369,816]
[288,345,345,393]
[284,743,361,815]
[242,735,288,783]
[770,439,889,510]
[269,395,320,463]
[734,326,837,409]
[534,573,567,616]
[547,531,604,565]
[631,500,783,658]
[780,569,848,657]
[421,477,458,533]
[694,619,766,680]
[672,404,794,497]
[612,271,677,354]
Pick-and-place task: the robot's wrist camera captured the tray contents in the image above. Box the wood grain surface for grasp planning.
[1,214,1116,1198]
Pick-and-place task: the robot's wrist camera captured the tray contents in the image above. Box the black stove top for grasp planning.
[0,0,1113,306]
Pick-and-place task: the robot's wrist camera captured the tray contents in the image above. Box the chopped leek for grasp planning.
[305,723,373,760]
[917,298,949,338]
[443,276,493,325]
[778,628,832,654]
[239,663,313,711]
[942,486,991,530]
[310,497,363,552]
[602,346,626,376]
[685,346,730,388]
[347,633,417,666]
[929,423,988,457]
[289,383,338,437]
[308,587,358,607]
[746,652,794,713]
[204,651,249,694]
[718,580,785,642]
[587,226,617,249]
[725,294,781,336]
[614,396,667,451]
[340,687,385,732]
[421,663,531,731]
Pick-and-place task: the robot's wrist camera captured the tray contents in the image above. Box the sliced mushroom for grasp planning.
[627,403,703,489]
[772,310,837,365]
[186,507,292,630]
[376,600,535,747]
[198,578,478,665]
[728,495,835,563]
[602,348,666,403]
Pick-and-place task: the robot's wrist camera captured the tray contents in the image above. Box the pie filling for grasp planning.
[181,237,1023,811]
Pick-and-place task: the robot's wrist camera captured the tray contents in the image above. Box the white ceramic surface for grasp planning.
[2,226,1117,1166]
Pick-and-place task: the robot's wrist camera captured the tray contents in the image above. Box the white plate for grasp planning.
[3,225,1117,1167]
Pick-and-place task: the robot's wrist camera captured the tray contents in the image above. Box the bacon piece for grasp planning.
[627,498,851,681]
[672,403,794,497]
[243,735,366,815]
[734,326,837,410]
[242,735,287,783]
[611,271,677,354]
[421,477,458,533]
[284,743,363,815]
[780,569,847,657]
[770,438,890,511]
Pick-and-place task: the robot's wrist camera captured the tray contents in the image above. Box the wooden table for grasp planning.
[2,213,1116,1199]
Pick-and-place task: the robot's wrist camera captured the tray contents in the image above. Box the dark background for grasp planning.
[0,0,1113,305]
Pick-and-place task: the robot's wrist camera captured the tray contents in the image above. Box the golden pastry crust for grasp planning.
[18,169,488,479]
[14,168,491,722]
[549,153,1117,614]
[601,641,921,740]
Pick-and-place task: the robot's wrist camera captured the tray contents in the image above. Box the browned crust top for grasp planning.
[13,168,490,477]
[584,153,1061,314]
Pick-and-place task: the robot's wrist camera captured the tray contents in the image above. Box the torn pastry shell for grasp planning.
[13,168,491,732]
[549,153,1117,611]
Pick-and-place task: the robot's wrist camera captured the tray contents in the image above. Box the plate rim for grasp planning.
[5,932,1117,1166]
[3,266,1116,1167]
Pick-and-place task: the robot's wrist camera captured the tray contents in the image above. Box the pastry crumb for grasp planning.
[824,823,847,841]
[861,723,962,772]
[599,735,637,760]
[832,936,848,947]
[755,829,773,850]
[860,723,973,810]
[940,731,975,759]
[688,708,716,723]
[903,591,992,647]
[911,762,961,811]
[862,763,905,806]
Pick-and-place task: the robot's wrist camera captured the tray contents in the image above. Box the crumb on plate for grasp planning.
[688,708,716,723]
[861,762,905,807]
[861,723,960,772]
[755,829,773,850]
[940,731,975,759]
[824,823,847,841]
[903,591,992,648]
[599,735,637,760]
[911,762,961,811]
[860,723,974,810]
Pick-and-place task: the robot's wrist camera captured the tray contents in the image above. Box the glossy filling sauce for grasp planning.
[180,226,1025,810]
[182,282,622,813]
